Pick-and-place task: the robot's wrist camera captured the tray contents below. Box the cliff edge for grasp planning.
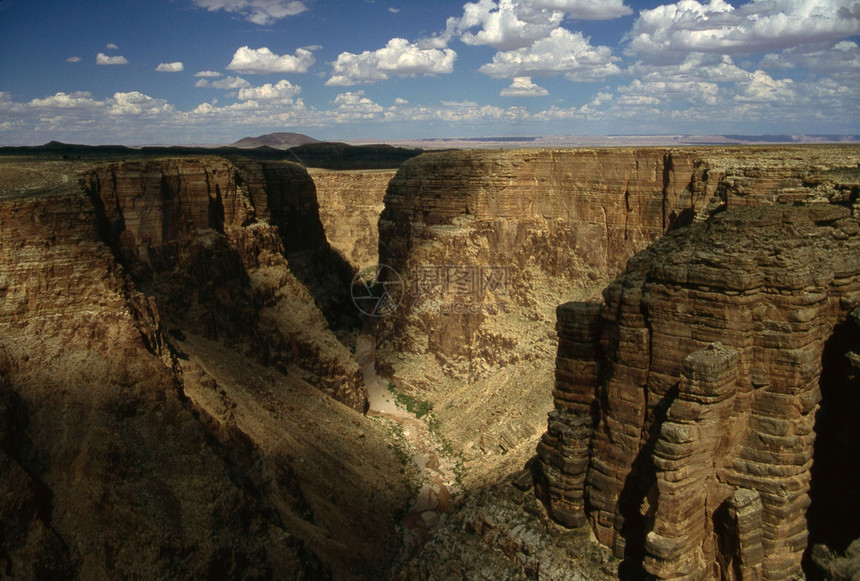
[535,202,860,579]
[0,157,410,578]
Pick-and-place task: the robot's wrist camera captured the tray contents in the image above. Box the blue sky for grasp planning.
[0,0,858,145]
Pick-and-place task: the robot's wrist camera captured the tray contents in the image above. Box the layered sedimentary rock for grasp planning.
[536,201,860,579]
[4,145,859,579]
[81,157,364,409]
[378,148,692,386]
[0,157,413,578]
[644,343,745,579]
[378,146,860,382]
[377,145,860,495]
[310,168,394,269]
[534,302,603,529]
[0,185,323,578]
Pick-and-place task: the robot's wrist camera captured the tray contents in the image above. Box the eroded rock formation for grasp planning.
[310,168,394,269]
[0,157,412,578]
[536,202,860,579]
[376,146,860,489]
[0,184,324,577]
[4,146,860,579]
[81,157,364,409]
[378,146,860,383]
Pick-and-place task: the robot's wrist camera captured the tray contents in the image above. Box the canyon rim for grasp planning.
[1,143,859,580]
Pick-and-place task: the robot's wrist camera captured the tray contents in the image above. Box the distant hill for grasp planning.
[0,140,425,170]
[231,132,320,149]
[284,142,423,169]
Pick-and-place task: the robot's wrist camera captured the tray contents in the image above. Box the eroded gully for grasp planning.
[354,333,458,561]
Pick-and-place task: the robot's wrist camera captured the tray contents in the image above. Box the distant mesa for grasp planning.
[231,132,321,149]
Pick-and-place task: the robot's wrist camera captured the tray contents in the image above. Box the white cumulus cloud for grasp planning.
[529,0,632,19]
[28,91,104,109]
[66,56,81,63]
[437,0,631,51]
[227,46,316,74]
[381,98,532,125]
[108,92,175,116]
[760,40,860,79]
[96,53,128,65]
[106,43,119,50]
[628,53,752,83]
[155,62,184,72]
[479,27,621,81]
[444,0,564,50]
[212,75,252,89]
[619,78,721,105]
[196,75,252,88]
[192,0,308,25]
[237,79,301,100]
[627,0,860,63]
[194,70,223,77]
[500,76,549,96]
[734,69,796,102]
[333,91,385,121]
[327,38,457,86]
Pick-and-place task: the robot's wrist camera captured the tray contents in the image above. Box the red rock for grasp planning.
[537,202,860,579]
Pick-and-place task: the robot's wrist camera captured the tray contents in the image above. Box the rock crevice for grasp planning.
[80,157,365,410]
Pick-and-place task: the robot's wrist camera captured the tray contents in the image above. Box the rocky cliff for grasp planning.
[535,202,860,579]
[80,157,364,409]
[0,182,320,578]
[379,146,860,381]
[310,168,394,269]
[373,145,860,578]
[0,157,412,578]
[4,146,860,579]
[375,146,860,484]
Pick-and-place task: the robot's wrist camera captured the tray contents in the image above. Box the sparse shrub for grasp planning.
[386,382,434,418]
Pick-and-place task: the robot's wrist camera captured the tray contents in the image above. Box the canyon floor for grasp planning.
[1,146,858,579]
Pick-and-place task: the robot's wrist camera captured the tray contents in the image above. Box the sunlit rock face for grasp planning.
[0,156,421,578]
[310,168,394,269]
[377,148,700,383]
[2,145,859,580]
[374,145,860,579]
[377,146,860,383]
[0,171,321,578]
[537,200,860,580]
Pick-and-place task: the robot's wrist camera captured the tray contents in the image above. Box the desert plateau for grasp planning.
[0,142,858,580]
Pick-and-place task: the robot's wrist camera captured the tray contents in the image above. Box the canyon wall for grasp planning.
[310,168,394,269]
[376,145,860,577]
[0,182,324,578]
[81,157,364,409]
[377,146,860,385]
[4,146,860,579]
[535,202,860,578]
[0,157,414,578]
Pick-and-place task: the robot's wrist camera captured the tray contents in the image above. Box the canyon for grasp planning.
[1,144,858,579]
[536,206,860,579]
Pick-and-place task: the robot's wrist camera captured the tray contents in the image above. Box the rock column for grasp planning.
[535,302,603,527]
[644,343,740,579]
[718,488,765,580]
